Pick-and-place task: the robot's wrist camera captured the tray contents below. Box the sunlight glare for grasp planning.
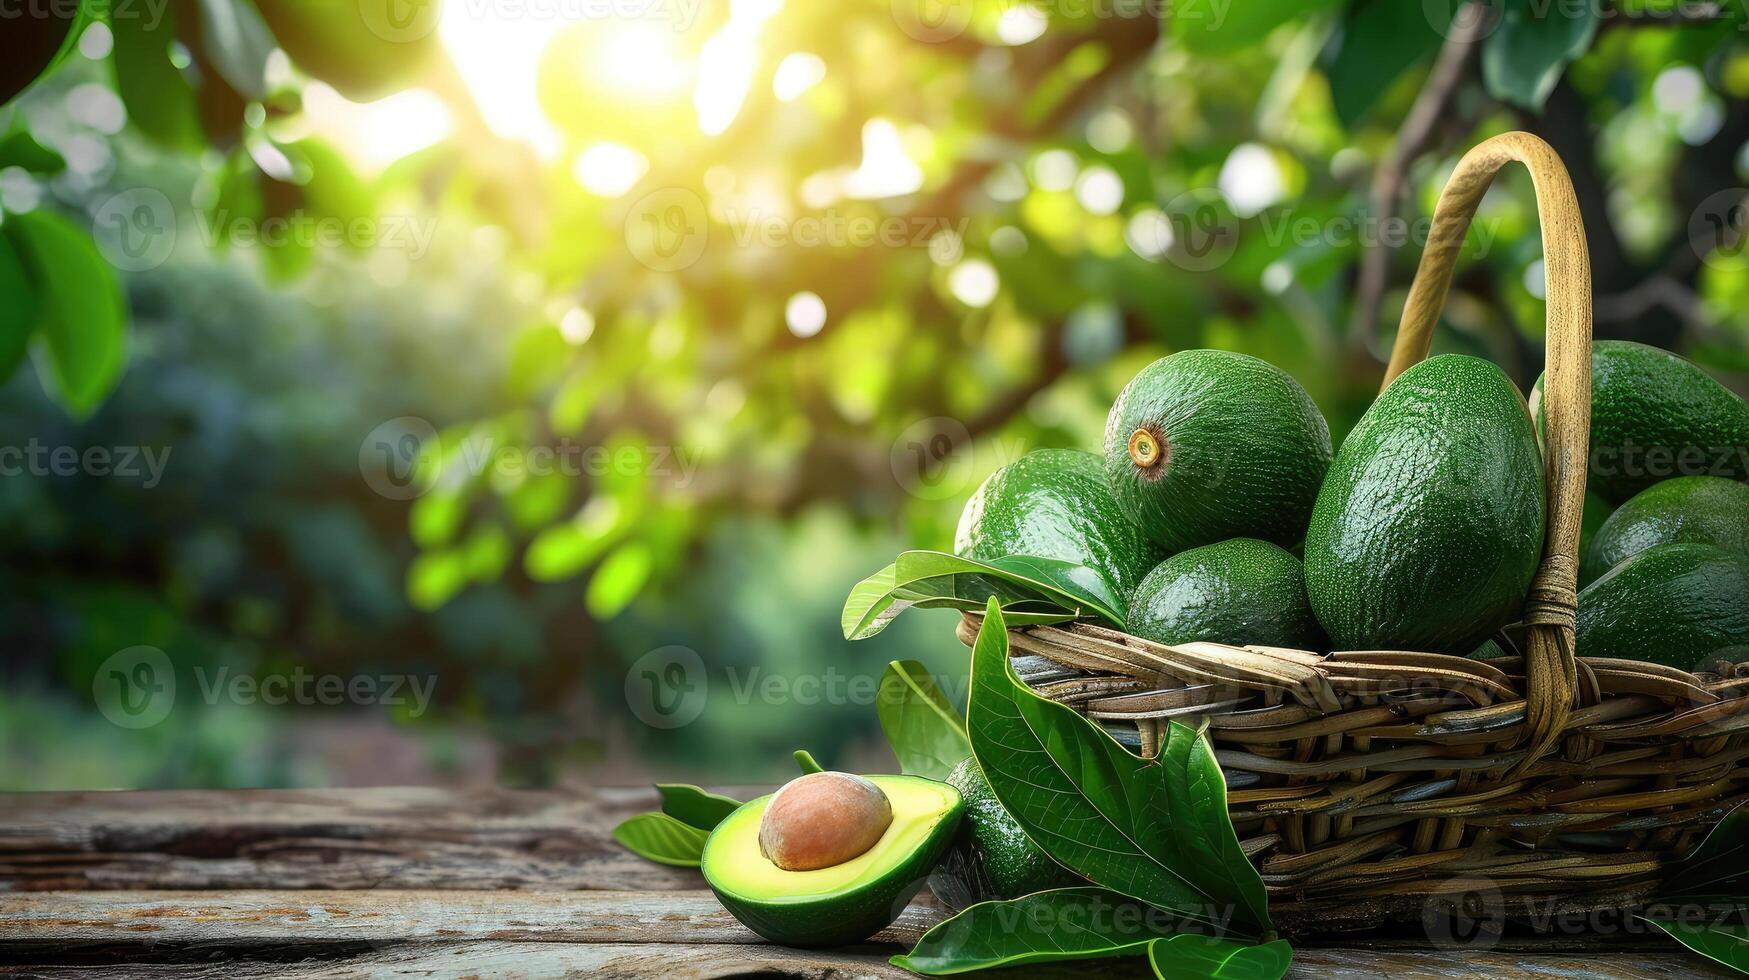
[773,52,826,102]
[440,6,563,158]
[301,84,453,175]
[574,142,650,197]
[695,1,782,136]
[842,118,925,200]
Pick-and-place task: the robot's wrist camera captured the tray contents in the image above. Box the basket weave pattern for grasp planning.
[957,133,1749,922]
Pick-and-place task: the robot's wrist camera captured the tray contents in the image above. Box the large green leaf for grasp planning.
[877,660,971,781]
[1148,935,1293,979]
[192,0,277,99]
[1172,0,1341,53]
[1654,801,1749,909]
[4,209,128,416]
[611,811,709,867]
[891,887,1181,975]
[655,784,742,831]
[966,599,1269,938]
[107,0,204,151]
[1481,0,1599,110]
[0,130,66,173]
[1324,0,1446,127]
[841,550,1123,641]
[1157,723,1272,934]
[1643,918,1749,976]
[0,232,39,379]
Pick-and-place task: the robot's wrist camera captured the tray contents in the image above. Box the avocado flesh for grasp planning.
[1128,538,1326,650]
[1104,350,1333,554]
[931,758,1081,908]
[701,775,961,947]
[1576,543,1749,669]
[956,449,1163,602]
[1583,476,1749,585]
[1305,354,1545,653]
[1531,340,1749,504]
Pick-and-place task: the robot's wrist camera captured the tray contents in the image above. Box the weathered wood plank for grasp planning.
[0,787,703,892]
[0,939,1730,979]
[0,889,1732,979]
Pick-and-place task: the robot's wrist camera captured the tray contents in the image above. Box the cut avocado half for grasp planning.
[701,774,962,947]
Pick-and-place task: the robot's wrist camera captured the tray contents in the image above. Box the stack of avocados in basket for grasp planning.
[935,341,1749,902]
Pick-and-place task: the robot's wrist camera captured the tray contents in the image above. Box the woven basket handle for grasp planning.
[1380,131,1592,768]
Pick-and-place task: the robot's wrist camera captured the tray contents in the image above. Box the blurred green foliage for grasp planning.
[1,0,1747,788]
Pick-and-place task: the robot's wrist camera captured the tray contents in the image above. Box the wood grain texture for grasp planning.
[0,786,1726,978]
[1382,130,1592,769]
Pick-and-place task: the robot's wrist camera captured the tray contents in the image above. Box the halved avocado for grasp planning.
[701,774,962,947]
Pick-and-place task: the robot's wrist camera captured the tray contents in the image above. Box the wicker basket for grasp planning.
[957,132,1749,930]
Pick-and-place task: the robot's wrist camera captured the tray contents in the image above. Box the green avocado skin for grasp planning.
[706,785,964,948]
[930,758,1081,909]
[956,449,1164,599]
[1582,476,1749,585]
[1128,538,1326,650]
[1305,355,1546,653]
[1104,350,1332,554]
[1576,543,1749,670]
[1532,340,1749,503]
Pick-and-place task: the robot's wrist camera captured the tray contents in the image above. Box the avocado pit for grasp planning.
[758,771,893,871]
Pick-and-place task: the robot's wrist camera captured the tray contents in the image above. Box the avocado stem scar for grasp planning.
[1128,426,1167,473]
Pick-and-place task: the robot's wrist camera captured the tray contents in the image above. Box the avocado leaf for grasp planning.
[1642,918,1749,975]
[4,209,128,416]
[1480,0,1599,111]
[1323,0,1445,128]
[966,598,1271,938]
[0,130,66,174]
[891,886,1181,975]
[1148,935,1293,979]
[611,811,709,867]
[654,784,742,832]
[793,749,824,774]
[877,660,971,781]
[841,550,1123,641]
[1652,800,1749,909]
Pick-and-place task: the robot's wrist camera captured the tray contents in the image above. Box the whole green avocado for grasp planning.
[1304,355,1546,653]
[930,758,1081,908]
[1103,350,1333,554]
[955,449,1163,600]
[1583,476,1749,584]
[1576,543,1749,669]
[1531,340,1749,503]
[1129,538,1325,650]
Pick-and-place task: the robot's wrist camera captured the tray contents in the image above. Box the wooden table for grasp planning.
[0,787,1729,978]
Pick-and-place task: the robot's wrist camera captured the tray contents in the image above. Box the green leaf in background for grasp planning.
[1643,918,1749,976]
[1653,801,1749,909]
[0,232,40,379]
[0,130,66,174]
[1148,935,1293,979]
[841,550,1123,641]
[1172,0,1341,53]
[1481,0,1599,110]
[965,598,1267,938]
[4,209,128,416]
[611,811,709,867]
[655,784,742,831]
[892,887,1182,975]
[107,0,204,151]
[1324,0,1446,128]
[794,749,824,774]
[877,660,971,781]
[193,0,278,99]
